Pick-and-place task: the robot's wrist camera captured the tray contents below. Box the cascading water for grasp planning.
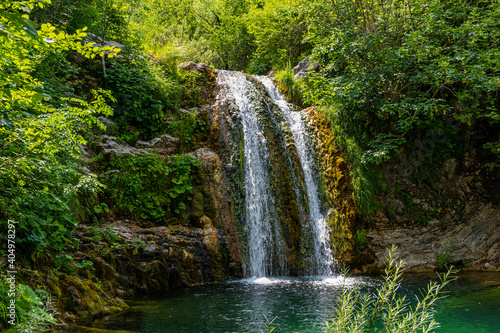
[218,71,288,277]
[216,71,335,278]
[258,77,335,277]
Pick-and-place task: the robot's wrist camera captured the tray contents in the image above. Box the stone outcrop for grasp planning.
[135,135,179,155]
[361,152,500,272]
[96,134,179,157]
[48,217,235,326]
[293,57,319,79]
[79,220,232,295]
[97,135,140,156]
[366,205,500,271]
[178,62,214,75]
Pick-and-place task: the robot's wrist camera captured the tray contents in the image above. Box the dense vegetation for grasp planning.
[1,0,499,331]
[103,0,500,213]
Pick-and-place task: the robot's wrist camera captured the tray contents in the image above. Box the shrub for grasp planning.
[321,104,380,216]
[106,57,181,139]
[306,0,500,167]
[327,245,457,333]
[354,229,367,253]
[274,64,304,106]
[178,70,202,108]
[437,238,455,270]
[102,153,200,221]
[0,277,55,332]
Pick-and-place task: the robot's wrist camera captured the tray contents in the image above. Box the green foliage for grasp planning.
[305,0,500,167]
[102,153,201,221]
[168,110,207,152]
[32,0,138,48]
[111,0,311,72]
[354,229,367,253]
[33,51,81,105]
[54,253,95,276]
[321,104,380,216]
[119,0,255,70]
[0,88,114,256]
[0,0,118,258]
[402,194,440,226]
[87,225,121,249]
[106,57,182,139]
[274,64,303,106]
[0,276,55,331]
[327,245,457,333]
[259,315,277,333]
[484,140,500,168]
[179,70,203,108]
[93,202,110,215]
[246,0,309,73]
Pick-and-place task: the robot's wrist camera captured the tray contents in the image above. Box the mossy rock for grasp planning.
[189,187,205,221]
[305,107,359,264]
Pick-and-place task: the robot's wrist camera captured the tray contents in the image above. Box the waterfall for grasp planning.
[216,71,334,277]
[258,77,335,277]
[219,71,288,277]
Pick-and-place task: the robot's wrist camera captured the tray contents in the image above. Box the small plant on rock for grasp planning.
[437,238,455,270]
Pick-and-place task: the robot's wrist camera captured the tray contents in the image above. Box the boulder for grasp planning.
[97,135,139,156]
[135,137,166,153]
[178,61,214,75]
[97,116,117,131]
[160,134,180,154]
[292,57,319,79]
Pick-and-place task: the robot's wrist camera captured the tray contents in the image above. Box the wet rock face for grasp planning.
[213,73,314,275]
[79,221,233,297]
[366,205,500,271]
[304,107,358,265]
[363,153,500,272]
[55,273,128,321]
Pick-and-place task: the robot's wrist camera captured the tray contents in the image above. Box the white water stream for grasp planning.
[220,72,287,277]
[258,77,335,276]
[219,71,334,277]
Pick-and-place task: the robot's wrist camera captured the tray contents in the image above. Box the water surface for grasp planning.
[76,272,500,333]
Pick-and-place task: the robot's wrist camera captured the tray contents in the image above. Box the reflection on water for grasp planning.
[75,272,500,333]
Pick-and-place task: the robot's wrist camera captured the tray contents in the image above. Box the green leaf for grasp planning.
[0,115,12,127]
[17,284,43,306]
[32,227,46,239]
[31,93,43,103]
